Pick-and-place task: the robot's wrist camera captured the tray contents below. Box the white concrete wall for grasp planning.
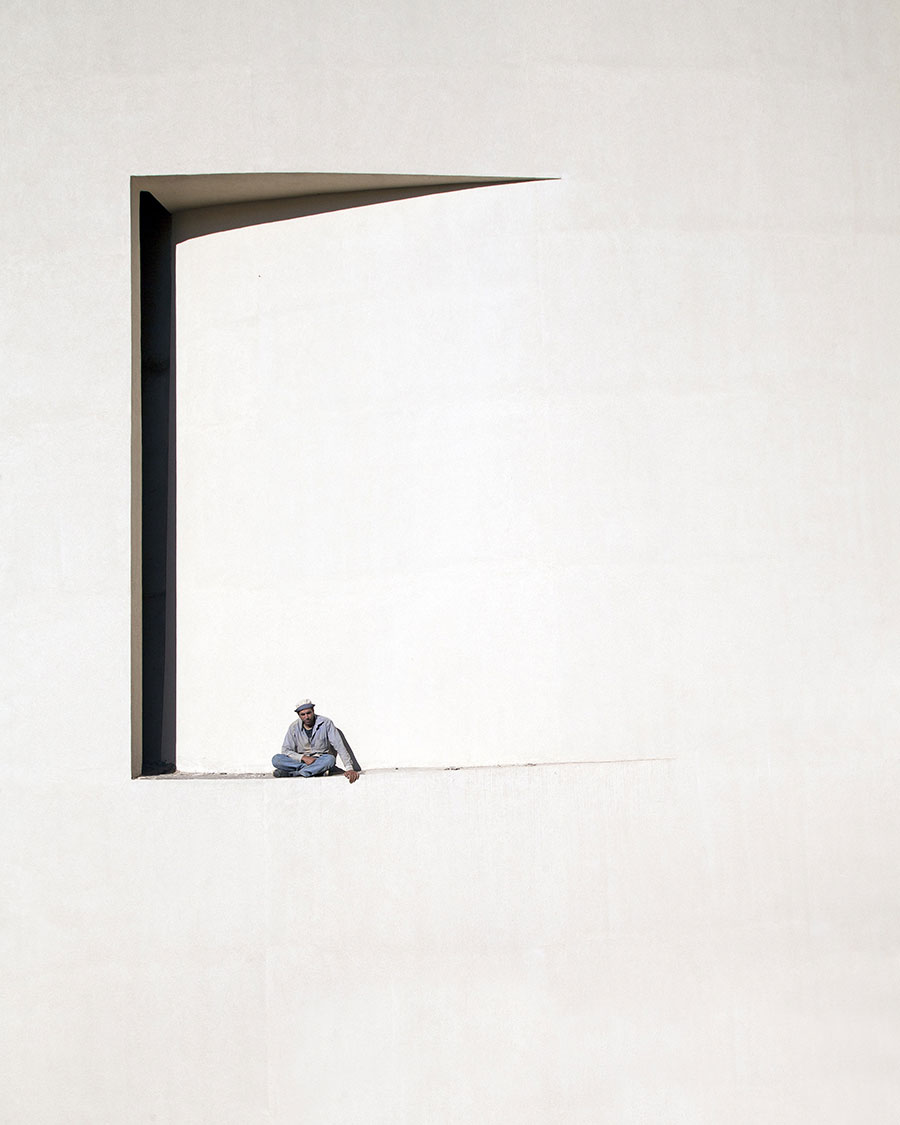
[176,185,563,772]
[176,164,900,774]
[4,758,899,1123]
[3,0,900,1120]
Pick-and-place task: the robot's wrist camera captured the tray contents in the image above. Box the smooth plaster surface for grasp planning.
[3,0,900,1120]
[4,759,900,1123]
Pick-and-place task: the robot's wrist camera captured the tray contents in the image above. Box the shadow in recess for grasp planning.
[140,191,176,775]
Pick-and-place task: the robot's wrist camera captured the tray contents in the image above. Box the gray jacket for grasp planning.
[281,713,353,770]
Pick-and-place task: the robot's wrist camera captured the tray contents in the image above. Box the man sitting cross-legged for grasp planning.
[272,699,360,783]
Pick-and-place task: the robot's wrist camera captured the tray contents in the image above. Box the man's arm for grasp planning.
[324,719,360,783]
[281,722,301,754]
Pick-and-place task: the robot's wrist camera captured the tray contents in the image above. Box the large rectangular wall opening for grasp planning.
[132,173,538,777]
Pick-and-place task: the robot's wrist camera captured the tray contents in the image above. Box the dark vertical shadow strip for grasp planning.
[140,192,176,774]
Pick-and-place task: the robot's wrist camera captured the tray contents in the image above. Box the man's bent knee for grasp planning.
[272,752,303,773]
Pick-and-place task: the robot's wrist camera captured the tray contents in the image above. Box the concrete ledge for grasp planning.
[138,758,674,779]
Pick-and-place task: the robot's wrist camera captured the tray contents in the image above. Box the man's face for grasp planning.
[298,707,315,729]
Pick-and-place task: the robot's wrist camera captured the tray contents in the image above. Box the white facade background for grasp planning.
[3,0,900,1120]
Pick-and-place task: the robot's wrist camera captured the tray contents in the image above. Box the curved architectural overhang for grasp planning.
[131,171,540,212]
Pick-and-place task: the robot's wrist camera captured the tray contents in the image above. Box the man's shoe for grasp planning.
[272,768,296,778]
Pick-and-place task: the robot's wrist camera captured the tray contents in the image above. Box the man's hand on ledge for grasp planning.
[344,769,360,784]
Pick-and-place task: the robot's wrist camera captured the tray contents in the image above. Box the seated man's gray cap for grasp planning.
[295,699,315,712]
